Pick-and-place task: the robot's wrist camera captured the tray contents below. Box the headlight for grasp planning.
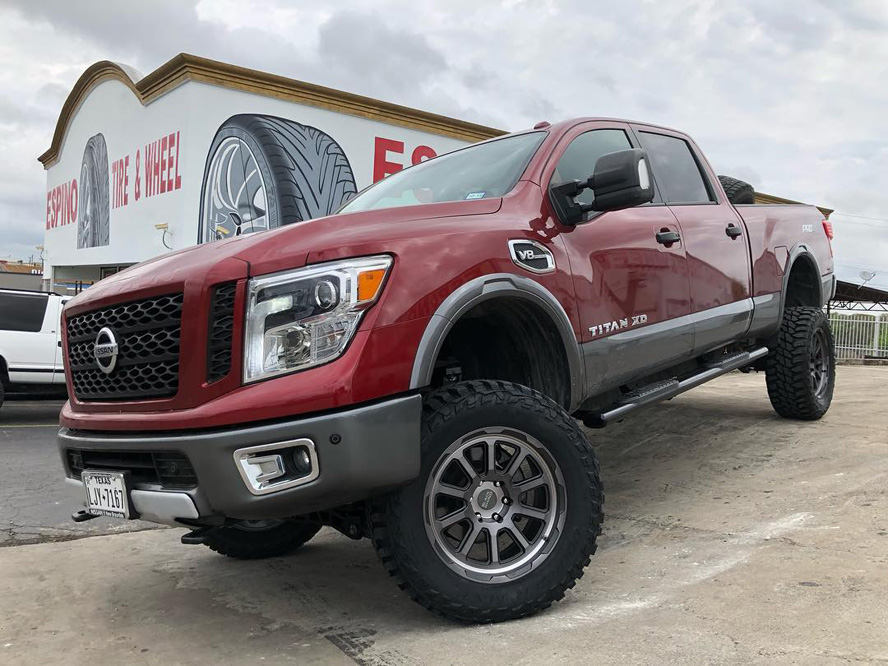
[244,255,392,382]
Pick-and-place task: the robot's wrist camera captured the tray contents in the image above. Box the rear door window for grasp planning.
[637,132,713,204]
[551,129,633,206]
[0,292,49,332]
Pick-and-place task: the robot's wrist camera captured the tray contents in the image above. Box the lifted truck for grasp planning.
[58,118,835,623]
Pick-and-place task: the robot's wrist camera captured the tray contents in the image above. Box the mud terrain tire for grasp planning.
[766,306,835,420]
[370,380,604,623]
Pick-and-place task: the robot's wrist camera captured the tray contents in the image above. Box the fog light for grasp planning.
[233,438,320,495]
[293,448,312,474]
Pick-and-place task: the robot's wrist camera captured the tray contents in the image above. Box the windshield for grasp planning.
[338,131,546,214]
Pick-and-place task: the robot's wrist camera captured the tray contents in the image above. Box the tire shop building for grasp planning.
[40,54,499,292]
[40,54,831,293]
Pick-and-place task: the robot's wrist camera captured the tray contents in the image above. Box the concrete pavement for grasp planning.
[0,367,886,664]
[0,400,159,545]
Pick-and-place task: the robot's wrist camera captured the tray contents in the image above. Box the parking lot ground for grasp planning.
[0,400,159,546]
[1,366,886,665]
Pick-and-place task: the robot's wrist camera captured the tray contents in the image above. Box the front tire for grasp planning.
[203,520,321,560]
[766,306,836,420]
[370,380,604,623]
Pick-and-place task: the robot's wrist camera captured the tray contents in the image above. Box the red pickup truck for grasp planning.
[58,118,835,622]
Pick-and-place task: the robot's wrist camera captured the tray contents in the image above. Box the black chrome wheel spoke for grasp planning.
[488,527,500,564]
[436,484,467,499]
[437,508,468,530]
[459,524,481,555]
[505,519,530,550]
[516,505,549,521]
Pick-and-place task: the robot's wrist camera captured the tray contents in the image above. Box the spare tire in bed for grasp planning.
[717,175,755,205]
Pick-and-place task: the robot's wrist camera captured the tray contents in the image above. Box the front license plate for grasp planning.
[82,470,131,519]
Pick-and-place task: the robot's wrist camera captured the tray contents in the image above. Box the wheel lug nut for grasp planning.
[502,497,510,505]
[494,481,502,487]
[492,513,502,522]
[475,512,482,521]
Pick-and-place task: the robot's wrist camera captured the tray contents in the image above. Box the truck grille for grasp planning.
[66,293,184,401]
[66,448,197,488]
[207,282,236,383]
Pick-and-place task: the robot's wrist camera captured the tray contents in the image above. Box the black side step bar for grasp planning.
[582,347,769,428]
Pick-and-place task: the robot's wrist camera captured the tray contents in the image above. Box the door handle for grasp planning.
[656,230,681,245]
[725,223,743,238]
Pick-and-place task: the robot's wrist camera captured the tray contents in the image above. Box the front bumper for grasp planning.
[60,394,421,524]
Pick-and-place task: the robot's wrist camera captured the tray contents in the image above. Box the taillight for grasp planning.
[822,219,834,240]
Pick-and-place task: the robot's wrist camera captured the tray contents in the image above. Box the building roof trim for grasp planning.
[754,192,834,219]
[38,53,504,169]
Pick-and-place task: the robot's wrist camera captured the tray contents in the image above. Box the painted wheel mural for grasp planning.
[199,114,358,244]
[77,133,110,248]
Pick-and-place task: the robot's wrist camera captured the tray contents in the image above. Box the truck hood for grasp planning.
[65,198,500,312]
[234,197,502,276]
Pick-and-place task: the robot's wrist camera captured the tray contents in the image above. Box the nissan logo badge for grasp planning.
[93,326,119,375]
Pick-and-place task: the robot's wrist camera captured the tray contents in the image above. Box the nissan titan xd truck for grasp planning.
[58,118,836,622]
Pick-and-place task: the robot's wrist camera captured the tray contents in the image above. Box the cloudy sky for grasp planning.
[2,0,887,288]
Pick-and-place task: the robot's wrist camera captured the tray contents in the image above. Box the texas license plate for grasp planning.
[82,470,131,519]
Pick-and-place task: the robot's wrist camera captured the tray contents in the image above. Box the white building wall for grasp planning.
[43,71,472,290]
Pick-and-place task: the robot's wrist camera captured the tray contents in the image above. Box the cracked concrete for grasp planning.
[0,367,887,664]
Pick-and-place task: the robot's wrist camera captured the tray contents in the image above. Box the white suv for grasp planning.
[0,288,70,408]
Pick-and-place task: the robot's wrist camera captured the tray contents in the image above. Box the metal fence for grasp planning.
[828,312,888,360]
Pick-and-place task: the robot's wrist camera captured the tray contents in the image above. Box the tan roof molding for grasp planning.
[39,53,505,169]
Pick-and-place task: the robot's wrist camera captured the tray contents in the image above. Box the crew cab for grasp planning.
[0,288,70,409]
[57,118,835,622]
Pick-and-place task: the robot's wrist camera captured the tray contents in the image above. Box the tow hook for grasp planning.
[180,526,219,545]
[71,509,99,523]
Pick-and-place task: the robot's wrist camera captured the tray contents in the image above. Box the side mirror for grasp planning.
[549,148,654,225]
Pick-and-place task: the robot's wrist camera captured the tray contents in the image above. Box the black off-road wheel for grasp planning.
[718,175,755,205]
[370,380,604,623]
[203,520,321,560]
[766,306,836,420]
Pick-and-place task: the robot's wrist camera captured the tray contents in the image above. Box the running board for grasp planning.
[582,347,769,428]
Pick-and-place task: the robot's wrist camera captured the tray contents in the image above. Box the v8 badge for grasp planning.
[508,239,555,274]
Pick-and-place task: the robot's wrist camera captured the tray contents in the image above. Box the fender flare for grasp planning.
[408,273,585,411]
[780,244,826,317]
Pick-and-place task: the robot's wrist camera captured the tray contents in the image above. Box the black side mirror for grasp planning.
[549,148,654,225]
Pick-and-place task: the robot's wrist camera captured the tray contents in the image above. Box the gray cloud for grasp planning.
[0,0,886,289]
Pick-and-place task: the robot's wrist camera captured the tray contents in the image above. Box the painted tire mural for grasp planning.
[76,133,111,248]
[199,114,358,244]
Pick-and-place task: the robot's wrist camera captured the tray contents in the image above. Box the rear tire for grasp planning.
[766,306,835,420]
[203,520,321,560]
[370,380,604,623]
[718,175,755,205]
